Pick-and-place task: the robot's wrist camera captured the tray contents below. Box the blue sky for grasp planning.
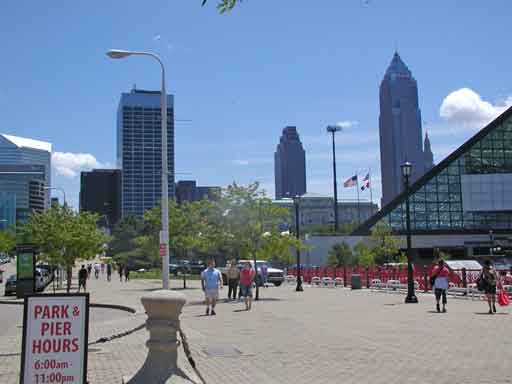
[1,0,511,209]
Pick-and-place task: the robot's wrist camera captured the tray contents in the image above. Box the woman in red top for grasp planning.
[240,262,256,311]
[431,259,450,313]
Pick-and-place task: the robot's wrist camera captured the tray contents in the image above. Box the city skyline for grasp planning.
[1,1,511,210]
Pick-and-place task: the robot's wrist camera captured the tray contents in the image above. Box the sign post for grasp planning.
[20,293,89,384]
[17,244,37,298]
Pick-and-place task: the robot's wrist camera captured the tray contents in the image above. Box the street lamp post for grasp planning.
[107,49,170,290]
[401,161,418,304]
[326,125,342,232]
[293,195,303,292]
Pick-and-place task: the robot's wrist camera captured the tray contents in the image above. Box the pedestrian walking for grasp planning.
[87,264,92,279]
[101,263,105,275]
[479,260,498,314]
[240,262,256,311]
[261,262,269,288]
[106,263,112,282]
[94,263,100,279]
[431,259,450,313]
[118,264,124,282]
[124,266,130,282]
[201,259,223,316]
[226,260,239,301]
[78,265,88,292]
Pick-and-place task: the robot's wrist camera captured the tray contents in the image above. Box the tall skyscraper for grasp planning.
[274,126,306,199]
[0,134,51,207]
[379,52,425,206]
[117,88,174,217]
[80,169,122,228]
[424,132,434,171]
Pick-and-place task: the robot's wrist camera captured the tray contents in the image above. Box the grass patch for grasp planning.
[130,269,201,281]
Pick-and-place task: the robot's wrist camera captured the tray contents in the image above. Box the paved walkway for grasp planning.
[2,263,512,384]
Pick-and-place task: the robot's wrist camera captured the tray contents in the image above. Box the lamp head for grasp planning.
[326,125,342,133]
[106,49,133,59]
[401,161,412,177]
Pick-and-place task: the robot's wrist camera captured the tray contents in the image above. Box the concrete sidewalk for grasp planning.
[2,266,512,384]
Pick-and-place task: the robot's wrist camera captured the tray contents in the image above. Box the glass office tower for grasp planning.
[117,88,174,217]
[0,134,51,208]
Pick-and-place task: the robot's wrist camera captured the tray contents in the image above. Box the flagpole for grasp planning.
[356,171,361,224]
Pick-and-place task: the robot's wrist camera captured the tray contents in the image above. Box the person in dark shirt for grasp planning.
[106,263,112,282]
[78,265,88,292]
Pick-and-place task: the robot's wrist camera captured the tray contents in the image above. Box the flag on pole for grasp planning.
[343,175,357,188]
[361,173,370,190]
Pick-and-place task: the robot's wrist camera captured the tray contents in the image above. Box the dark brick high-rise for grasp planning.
[274,126,306,199]
[80,169,121,228]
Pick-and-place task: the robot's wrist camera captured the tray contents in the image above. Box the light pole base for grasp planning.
[405,295,418,303]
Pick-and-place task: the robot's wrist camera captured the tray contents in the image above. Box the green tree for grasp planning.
[353,241,375,267]
[202,0,240,13]
[327,242,353,267]
[369,222,402,265]
[0,227,16,255]
[25,205,108,292]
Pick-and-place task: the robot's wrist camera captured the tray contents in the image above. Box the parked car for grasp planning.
[188,260,206,275]
[35,269,45,292]
[219,260,284,287]
[4,274,16,296]
[0,253,9,265]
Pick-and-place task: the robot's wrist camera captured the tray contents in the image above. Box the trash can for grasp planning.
[351,274,362,290]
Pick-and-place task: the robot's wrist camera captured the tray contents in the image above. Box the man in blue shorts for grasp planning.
[201,259,223,316]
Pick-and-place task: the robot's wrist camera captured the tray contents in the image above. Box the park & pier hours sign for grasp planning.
[20,293,89,384]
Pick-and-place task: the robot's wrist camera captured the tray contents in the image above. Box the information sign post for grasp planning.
[16,244,37,298]
[20,293,90,384]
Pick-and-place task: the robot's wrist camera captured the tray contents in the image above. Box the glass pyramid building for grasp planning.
[354,105,512,235]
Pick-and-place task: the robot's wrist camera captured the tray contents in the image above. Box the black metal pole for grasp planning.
[404,174,418,303]
[295,197,303,292]
[331,131,339,232]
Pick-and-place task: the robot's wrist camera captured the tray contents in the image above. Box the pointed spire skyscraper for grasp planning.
[379,52,425,206]
[424,132,434,171]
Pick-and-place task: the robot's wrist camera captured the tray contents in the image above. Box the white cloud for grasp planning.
[440,88,512,127]
[52,152,107,178]
[336,120,359,129]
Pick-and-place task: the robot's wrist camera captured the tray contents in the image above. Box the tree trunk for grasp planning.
[66,265,72,293]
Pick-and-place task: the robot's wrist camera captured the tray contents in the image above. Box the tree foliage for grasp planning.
[353,241,375,267]
[202,0,240,13]
[369,221,402,265]
[327,242,353,267]
[24,205,108,292]
[0,227,16,254]
[109,182,299,274]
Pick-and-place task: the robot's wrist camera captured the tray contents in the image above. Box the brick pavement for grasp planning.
[2,265,512,384]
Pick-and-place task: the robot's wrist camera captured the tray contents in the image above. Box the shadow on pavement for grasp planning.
[474,312,509,315]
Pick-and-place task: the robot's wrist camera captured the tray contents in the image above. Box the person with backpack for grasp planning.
[431,259,450,313]
[480,260,498,314]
